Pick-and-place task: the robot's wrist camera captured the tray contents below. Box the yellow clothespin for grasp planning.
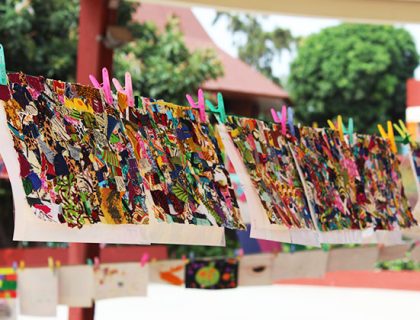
[48,257,54,271]
[377,121,397,153]
[327,115,344,140]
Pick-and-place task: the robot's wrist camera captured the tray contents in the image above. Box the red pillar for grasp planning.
[70,0,116,319]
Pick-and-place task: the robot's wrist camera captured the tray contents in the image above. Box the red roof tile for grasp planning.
[134,3,289,100]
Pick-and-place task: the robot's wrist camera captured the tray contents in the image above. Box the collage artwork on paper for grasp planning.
[0,73,245,237]
[224,116,314,231]
[185,258,239,289]
[351,134,416,230]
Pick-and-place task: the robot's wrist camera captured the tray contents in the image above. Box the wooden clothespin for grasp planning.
[186,88,206,122]
[378,121,397,153]
[48,257,54,272]
[0,44,7,85]
[393,119,412,145]
[206,92,226,124]
[140,253,149,268]
[89,67,114,105]
[112,71,134,107]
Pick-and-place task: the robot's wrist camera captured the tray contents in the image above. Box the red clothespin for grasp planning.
[140,253,149,267]
[89,67,113,105]
[112,72,134,107]
[186,88,206,122]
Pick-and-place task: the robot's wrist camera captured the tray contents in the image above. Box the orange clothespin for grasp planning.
[112,72,134,107]
[19,260,25,270]
[89,67,114,105]
[378,121,397,153]
[186,88,206,122]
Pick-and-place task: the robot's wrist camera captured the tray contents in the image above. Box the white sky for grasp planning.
[193,7,420,79]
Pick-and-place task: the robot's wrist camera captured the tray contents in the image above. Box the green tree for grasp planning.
[114,16,223,104]
[213,12,296,85]
[289,24,419,132]
[0,0,79,81]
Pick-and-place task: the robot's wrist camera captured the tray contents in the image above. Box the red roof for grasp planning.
[134,3,289,100]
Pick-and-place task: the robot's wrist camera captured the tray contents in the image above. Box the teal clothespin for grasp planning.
[342,117,354,144]
[0,44,7,85]
[205,92,226,124]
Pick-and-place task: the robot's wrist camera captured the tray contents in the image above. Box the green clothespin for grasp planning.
[393,119,412,145]
[0,44,7,85]
[342,117,354,144]
[205,92,226,124]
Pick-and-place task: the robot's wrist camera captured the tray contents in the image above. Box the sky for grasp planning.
[193,7,420,79]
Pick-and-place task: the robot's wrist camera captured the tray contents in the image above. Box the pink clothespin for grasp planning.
[89,67,113,105]
[234,248,244,258]
[94,257,100,269]
[112,72,134,107]
[277,105,287,136]
[271,105,287,135]
[140,253,149,267]
[186,88,206,122]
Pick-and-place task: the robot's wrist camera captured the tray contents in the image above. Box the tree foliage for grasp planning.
[114,17,223,104]
[289,24,419,132]
[213,12,296,85]
[0,0,79,81]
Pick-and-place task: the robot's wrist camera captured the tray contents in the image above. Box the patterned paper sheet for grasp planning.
[351,134,416,230]
[225,116,313,230]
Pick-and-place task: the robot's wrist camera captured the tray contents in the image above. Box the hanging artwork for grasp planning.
[2,74,148,227]
[238,254,274,286]
[138,99,245,230]
[224,117,312,230]
[58,265,94,307]
[289,127,364,232]
[149,259,186,286]
[351,134,416,230]
[185,258,238,289]
[17,267,58,317]
[94,263,148,300]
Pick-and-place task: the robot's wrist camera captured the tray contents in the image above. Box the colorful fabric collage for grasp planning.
[289,127,366,231]
[0,73,244,234]
[0,269,17,299]
[185,258,238,289]
[2,73,148,227]
[128,98,244,229]
[224,116,313,230]
[351,134,416,230]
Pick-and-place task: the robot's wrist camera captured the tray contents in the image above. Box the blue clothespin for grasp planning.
[342,117,354,144]
[0,44,7,85]
[188,251,195,261]
[206,92,226,124]
[287,107,295,136]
